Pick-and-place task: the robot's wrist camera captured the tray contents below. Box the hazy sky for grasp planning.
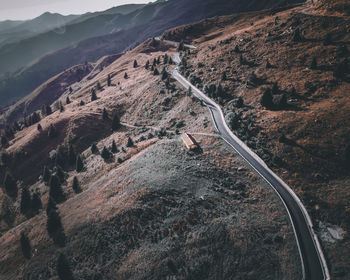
[0,0,155,21]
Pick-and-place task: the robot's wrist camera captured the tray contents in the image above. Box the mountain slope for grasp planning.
[0,0,305,108]
[0,38,300,280]
[164,2,349,278]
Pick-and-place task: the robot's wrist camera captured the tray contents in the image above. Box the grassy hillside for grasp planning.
[0,39,300,280]
[165,1,349,278]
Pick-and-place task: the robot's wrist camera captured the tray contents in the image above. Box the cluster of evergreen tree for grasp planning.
[41,104,52,116]
[204,83,226,99]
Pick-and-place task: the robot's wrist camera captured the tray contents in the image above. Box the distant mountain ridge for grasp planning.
[0,13,80,47]
[0,0,305,111]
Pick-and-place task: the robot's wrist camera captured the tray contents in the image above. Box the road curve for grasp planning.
[170,49,330,280]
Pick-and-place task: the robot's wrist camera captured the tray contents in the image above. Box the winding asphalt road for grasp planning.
[169,49,330,279]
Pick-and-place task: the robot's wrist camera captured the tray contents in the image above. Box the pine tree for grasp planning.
[48,124,56,138]
[260,88,273,109]
[31,192,42,214]
[165,78,170,89]
[102,108,109,120]
[66,96,71,104]
[107,74,112,86]
[164,54,168,64]
[68,145,76,166]
[46,208,66,247]
[49,175,65,203]
[91,143,99,154]
[236,97,244,108]
[178,41,185,51]
[153,68,159,75]
[311,57,317,69]
[169,57,173,65]
[145,60,150,70]
[20,188,31,215]
[37,123,42,132]
[153,58,157,66]
[157,56,161,64]
[91,88,97,101]
[69,87,73,94]
[55,165,66,183]
[161,68,168,80]
[46,197,57,215]
[96,81,102,90]
[112,114,120,131]
[43,167,51,184]
[124,72,128,79]
[292,28,303,42]
[126,137,134,147]
[111,140,118,153]
[79,100,85,106]
[187,87,192,96]
[59,102,64,112]
[3,173,17,198]
[41,104,52,116]
[55,145,65,167]
[133,60,138,68]
[222,71,227,81]
[101,147,111,161]
[20,232,31,259]
[57,254,75,280]
[72,176,80,193]
[76,155,84,172]
[46,208,62,236]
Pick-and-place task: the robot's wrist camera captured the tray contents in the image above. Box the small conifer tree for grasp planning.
[76,155,84,172]
[161,68,168,80]
[68,144,76,166]
[133,60,138,68]
[20,232,31,259]
[49,175,65,203]
[126,137,134,147]
[112,114,120,131]
[72,176,80,193]
[91,88,97,101]
[3,173,17,198]
[43,166,50,183]
[101,147,111,161]
[31,192,42,214]
[111,140,118,153]
[48,124,56,138]
[57,253,75,280]
[20,188,31,215]
[102,108,109,120]
[91,143,99,154]
[46,197,57,215]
